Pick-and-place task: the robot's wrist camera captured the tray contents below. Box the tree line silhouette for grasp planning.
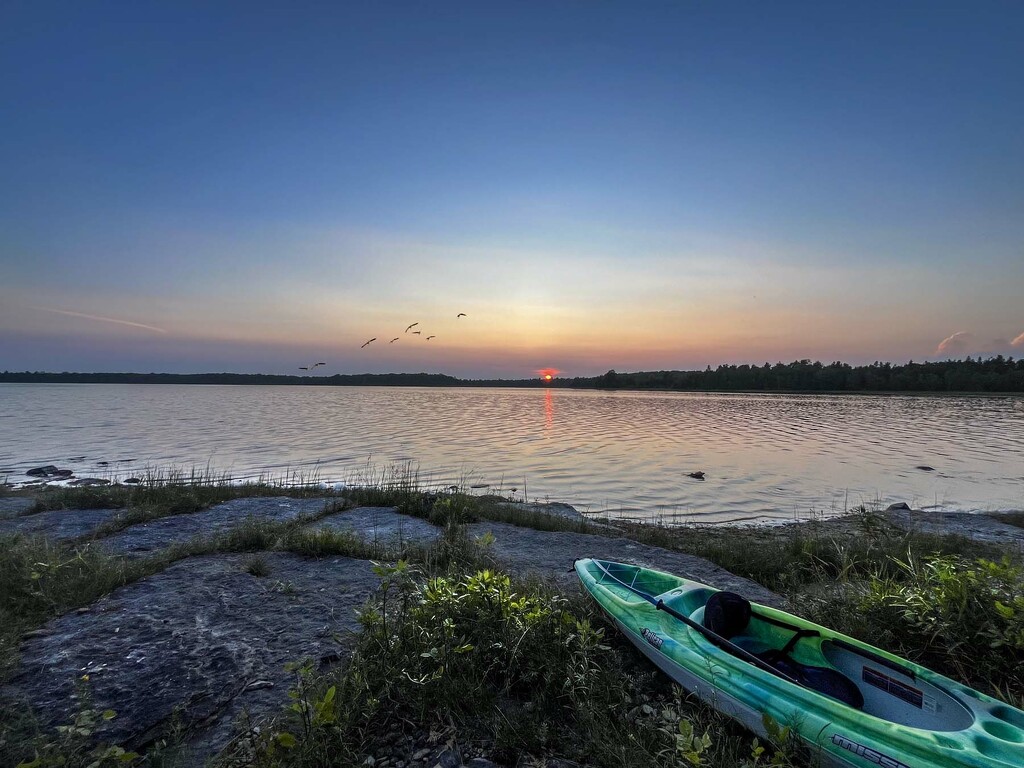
[582,357,1024,393]
[2,357,1023,392]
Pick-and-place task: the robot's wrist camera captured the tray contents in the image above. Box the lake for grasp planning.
[1,384,1022,523]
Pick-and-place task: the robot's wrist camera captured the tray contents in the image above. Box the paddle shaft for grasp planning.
[588,559,801,687]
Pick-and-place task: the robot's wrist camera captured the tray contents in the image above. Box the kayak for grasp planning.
[575,558,1024,768]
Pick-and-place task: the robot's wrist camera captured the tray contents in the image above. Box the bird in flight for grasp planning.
[457,313,467,318]
[426,335,436,340]
[389,337,400,343]
[314,362,326,367]
[360,338,376,348]
[299,366,308,370]
[411,331,421,335]
[405,322,419,333]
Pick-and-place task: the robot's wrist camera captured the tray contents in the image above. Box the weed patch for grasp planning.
[228,563,788,768]
[833,554,1024,700]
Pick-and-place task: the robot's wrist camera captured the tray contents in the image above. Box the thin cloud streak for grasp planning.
[33,307,167,334]
[936,331,973,356]
[1012,331,1024,348]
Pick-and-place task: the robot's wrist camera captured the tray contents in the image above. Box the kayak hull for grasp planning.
[575,558,1024,768]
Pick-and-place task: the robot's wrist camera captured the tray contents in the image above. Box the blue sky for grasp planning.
[2,1,1022,377]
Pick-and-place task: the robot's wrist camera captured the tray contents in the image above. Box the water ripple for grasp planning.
[1,384,1022,522]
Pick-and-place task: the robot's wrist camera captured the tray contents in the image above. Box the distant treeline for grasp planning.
[0,371,460,387]
[574,357,1024,393]
[2,357,1023,392]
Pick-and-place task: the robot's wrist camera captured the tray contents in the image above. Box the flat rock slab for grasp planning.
[96,496,333,558]
[887,509,1024,552]
[0,496,36,519]
[0,507,122,541]
[3,552,379,763]
[466,522,784,609]
[304,506,441,546]
[498,501,583,521]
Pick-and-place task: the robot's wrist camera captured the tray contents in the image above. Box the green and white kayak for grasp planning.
[575,558,1024,768]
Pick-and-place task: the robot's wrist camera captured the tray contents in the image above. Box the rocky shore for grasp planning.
[2,489,1021,766]
[0,494,781,765]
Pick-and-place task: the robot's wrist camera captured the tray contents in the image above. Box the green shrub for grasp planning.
[239,564,694,767]
[855,554,1024,696]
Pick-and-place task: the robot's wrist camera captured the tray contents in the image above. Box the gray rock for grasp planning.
[886,502,911,511]
[887,509,1024,552]
[2,552,380,761]
[0,497,36,519]
[688,471,706,480]
[432,748,461,768]
[68,478,109,486]
[915,465,935,472]
[304,506,441,547]
[97,497,333,558]
[26,465,60,477]
[0,507,122,540]
[496,501,584,521]
[466,522,784,608]
[465,759,501,768]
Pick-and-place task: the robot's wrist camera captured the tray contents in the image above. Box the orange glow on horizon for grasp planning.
[537,367,560,382]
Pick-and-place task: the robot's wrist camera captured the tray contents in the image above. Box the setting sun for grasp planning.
[537,368,560,382]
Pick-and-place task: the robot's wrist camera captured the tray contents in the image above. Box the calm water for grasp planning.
[1,384,1022,523]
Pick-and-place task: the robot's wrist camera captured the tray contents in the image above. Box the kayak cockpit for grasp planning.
[689,594,975,731]
[820,639,974,731]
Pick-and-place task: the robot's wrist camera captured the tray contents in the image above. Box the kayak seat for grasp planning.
[703,590,752,639]
[704,591,864,709]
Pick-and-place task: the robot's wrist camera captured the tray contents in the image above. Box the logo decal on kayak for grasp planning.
[831,734,909,768]
[641,627,663,650]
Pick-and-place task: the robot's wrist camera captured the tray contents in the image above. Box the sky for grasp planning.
[1,1,1023,378]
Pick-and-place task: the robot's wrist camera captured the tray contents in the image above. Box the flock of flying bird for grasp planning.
[300,313,468,370]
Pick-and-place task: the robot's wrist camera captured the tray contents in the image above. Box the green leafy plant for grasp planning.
[14,678,139,768]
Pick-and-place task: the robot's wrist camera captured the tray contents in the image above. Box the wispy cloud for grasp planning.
[1012,331,1024,348]
[935,331,973,356]
[33,307,167,334]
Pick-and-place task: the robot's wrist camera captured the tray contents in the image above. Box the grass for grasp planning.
[3,478,1023,767]
[612,507,1003,592]
[26,468,339,517]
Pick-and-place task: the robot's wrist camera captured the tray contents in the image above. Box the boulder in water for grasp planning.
[26,465,60,477]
